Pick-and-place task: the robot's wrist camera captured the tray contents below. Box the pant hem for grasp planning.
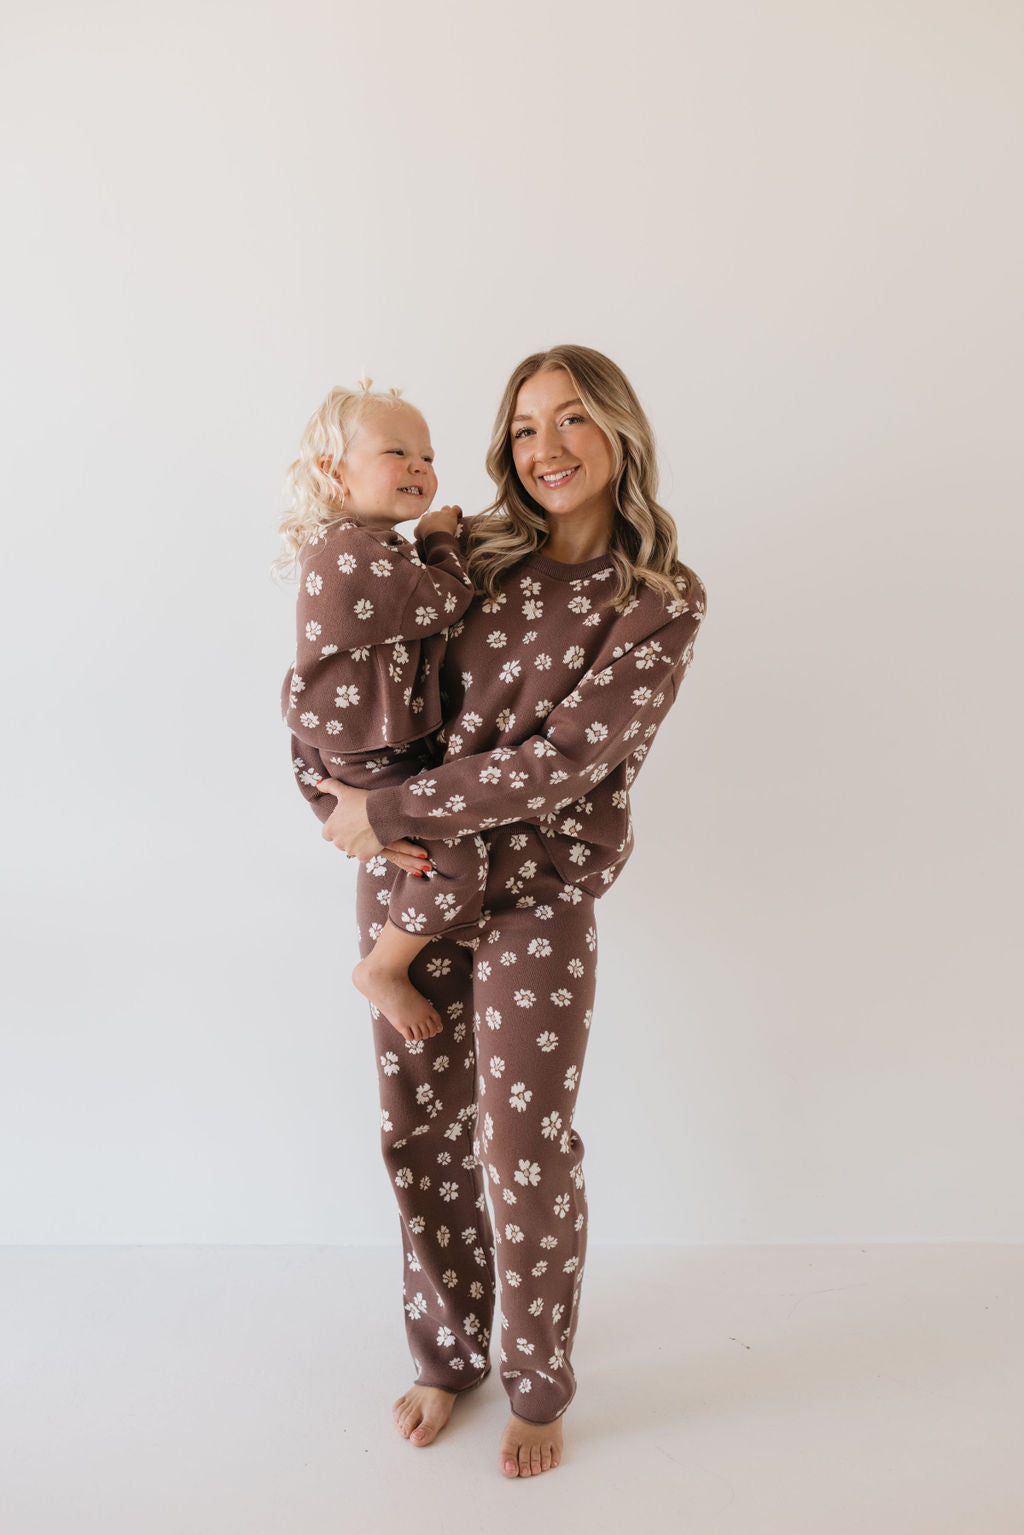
[507,1379,577,1425]
[415,1362,491,1396]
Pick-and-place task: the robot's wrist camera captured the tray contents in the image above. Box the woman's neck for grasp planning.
[540,507,615,565]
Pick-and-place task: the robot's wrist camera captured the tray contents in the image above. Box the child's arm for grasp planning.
[415,504,462,539]
[409,506,476,632]
[294,522,471,654]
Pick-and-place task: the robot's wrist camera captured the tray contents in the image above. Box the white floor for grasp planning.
[1,1244,1020,1534]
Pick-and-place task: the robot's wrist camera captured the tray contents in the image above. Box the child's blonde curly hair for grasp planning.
[272,379,407,582]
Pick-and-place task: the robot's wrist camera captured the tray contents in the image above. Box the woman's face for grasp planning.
[510,368,617,529]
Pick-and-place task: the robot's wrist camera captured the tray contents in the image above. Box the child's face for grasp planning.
[336,403,438,527]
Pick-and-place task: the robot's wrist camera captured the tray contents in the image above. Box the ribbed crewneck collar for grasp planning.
[523,550,615,583]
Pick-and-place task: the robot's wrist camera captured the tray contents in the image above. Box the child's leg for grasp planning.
[354,832,488,1043]
[353,918,441,1043]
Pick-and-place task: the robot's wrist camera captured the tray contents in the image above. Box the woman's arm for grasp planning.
[363,598,705,847]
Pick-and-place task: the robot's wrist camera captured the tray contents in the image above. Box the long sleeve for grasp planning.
[282,523,478,755]
[292,524,474,654]
[366,589,704,856]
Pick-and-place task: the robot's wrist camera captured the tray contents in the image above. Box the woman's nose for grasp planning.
[533,424,561,461]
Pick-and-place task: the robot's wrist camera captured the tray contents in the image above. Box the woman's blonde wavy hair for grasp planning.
[467,344,695,610]
[272,380,407,583]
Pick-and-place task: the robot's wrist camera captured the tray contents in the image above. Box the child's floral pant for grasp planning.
[357,823,597,1424]
[291,735,488,936]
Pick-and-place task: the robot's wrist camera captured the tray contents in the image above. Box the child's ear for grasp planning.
[318,456,345,498]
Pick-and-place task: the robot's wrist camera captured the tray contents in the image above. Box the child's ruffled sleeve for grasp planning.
[292,524,472,657]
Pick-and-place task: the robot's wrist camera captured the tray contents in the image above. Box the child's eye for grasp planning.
[388,448,405,455]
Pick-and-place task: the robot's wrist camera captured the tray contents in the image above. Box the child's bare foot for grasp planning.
[392,1384,456,1446]
[352,958,442,1042]
[498,1412,563,1478]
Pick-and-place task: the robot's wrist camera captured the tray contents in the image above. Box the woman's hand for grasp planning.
[415,504,462,539]
[317,781,429,874]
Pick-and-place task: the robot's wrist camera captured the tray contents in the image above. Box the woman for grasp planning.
[317,344,707,1478]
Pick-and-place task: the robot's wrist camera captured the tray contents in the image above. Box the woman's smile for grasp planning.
[538,465,579,489]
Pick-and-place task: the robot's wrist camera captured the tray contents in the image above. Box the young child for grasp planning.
[278,382,487,1042]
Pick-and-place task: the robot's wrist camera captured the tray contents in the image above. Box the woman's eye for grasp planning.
[562,414,585,427]
[513,427,533,440]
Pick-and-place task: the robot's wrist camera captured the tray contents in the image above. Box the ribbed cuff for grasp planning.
[366,784,409,846]
[420,530,460,558]
[309,789,335,826]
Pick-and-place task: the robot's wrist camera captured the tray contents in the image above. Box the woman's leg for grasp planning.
[357,858,496,1392]
[469,827,598,1430]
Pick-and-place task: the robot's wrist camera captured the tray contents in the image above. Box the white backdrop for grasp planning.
[1,0,1020,1245]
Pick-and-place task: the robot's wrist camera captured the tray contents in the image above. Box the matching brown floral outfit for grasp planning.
[284,524,706,1421]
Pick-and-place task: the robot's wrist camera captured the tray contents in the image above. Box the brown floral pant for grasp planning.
[357,822,598,1424]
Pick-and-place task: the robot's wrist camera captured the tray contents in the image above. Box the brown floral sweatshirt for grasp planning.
[281,520,475,762]
[365,548,707,897]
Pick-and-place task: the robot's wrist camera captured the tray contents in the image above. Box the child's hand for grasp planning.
[415,504,462,539]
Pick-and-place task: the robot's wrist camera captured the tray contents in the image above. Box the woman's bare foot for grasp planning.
[352,958,442,1042]
[498,1412,563,1478]
[392,1384,456,1446]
